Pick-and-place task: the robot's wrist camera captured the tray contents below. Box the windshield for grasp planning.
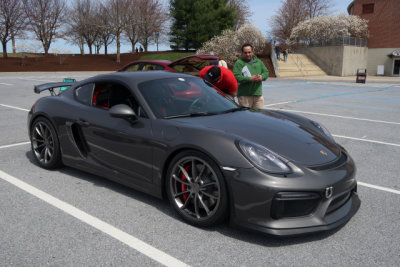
[138,77,239,118]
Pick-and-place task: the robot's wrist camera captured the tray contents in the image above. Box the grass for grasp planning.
[139,52,194,61]
[0,53,44,58]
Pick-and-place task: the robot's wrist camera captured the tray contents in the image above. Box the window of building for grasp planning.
[362,3,374,14]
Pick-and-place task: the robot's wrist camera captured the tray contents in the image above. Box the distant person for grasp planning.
[233,43,269,109]
[218,55,228,68]
[140,46,144,52]
[284,48,289,62]
[275,44,281,61]
[199,65,238,97]
[135,47,139,53]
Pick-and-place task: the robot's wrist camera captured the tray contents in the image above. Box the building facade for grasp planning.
[348,0,400,76]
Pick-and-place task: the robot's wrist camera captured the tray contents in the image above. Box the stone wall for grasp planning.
[299,46,368,76]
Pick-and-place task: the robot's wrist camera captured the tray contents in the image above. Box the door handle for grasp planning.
[77,118,90,126]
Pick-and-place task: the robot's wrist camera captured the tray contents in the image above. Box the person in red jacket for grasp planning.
[199,65,238,97]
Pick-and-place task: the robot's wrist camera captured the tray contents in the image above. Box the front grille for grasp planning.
[326,186,356,214]
[271,192,321,219]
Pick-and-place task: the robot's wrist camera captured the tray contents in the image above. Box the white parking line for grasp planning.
[18,78,56,83]
[272,109,400,125]
[0,104,29,112]
[0,142,30,149]
[333,134,400,147]
[0,82,13,86]
[0,169,188,267]
[358,182,400,195]
[264,101,294,107]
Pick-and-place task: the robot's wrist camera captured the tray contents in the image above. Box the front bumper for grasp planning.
[223,151,360,236]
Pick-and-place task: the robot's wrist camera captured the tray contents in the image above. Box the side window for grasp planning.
[142,63,158,71]
[92,82,147,118]
[75,83,94,105]
[125,63,140,72]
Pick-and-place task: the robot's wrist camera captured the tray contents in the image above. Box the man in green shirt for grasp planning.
[233,43,269,109]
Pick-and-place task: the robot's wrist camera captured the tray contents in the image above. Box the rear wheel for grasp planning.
[166,150,228,227]
[30,117,62,169]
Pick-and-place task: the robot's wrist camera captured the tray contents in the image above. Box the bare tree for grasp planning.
[137,0,167,52]
[228,0,252,30]
[23,0,65,55]
[303,0,331,19]
[270,0,331,43]
[96,4,114,55]
[0,0,26,58]
[104,0,131,63]
[123,0,140,53]
[74,0,99,54]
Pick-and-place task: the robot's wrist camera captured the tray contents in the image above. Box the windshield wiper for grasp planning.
[164,112,217,119]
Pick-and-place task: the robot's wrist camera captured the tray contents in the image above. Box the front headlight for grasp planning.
[238,140,291,174]
[310,120,335,142]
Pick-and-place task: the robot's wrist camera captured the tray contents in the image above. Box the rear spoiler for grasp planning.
[34,81,75,96]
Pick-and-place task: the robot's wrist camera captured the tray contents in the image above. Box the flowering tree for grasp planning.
[197,23,266,66]
[289,14,369,44]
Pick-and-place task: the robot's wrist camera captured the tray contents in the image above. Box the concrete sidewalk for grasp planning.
[273,75,400,84]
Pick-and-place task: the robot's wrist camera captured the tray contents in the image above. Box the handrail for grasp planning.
[270,46,279,77]
[292,53,309,77]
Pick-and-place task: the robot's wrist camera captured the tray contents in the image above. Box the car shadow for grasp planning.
[26,151,345,247]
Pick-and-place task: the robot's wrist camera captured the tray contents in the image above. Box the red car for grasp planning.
[118,54,218,76]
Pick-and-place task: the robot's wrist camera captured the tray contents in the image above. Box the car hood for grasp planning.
[175,109,341,166]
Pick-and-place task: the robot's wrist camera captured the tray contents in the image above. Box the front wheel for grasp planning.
[166,150,228,227]
[30,117,62,169]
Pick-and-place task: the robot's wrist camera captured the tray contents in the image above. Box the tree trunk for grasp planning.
[11,34,16,53]
[80,44,84,55]
[88,44,93,55]
[116,33,120,63]
[2,41,8,58]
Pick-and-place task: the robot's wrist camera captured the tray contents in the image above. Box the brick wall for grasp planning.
[352,0,400,48]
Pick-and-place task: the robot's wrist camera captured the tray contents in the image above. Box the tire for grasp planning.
[166,150,228,227]
[30,117,62,169]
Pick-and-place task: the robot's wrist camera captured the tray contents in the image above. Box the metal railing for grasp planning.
[307,36,367,47]
[292,53,309,77]
[270,46,279,76]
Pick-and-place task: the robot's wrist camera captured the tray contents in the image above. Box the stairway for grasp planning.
[277,53,326,77]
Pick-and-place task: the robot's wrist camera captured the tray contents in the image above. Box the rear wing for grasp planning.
[34,78,76,96]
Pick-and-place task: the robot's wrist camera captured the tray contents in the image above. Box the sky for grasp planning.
[13,0,353,54]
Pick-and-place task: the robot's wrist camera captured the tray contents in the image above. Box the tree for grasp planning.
[197,23,266,67]
[104,0,131,63]
[289,14,369,44]
[66,0,99,55]
[95,4,114,55]
[23,0,66,55]
[270,0,331,43]
[303,0,331,19]
[123,0,140,53]
[0,0,26,58]
[228,0,252,30]
[137,0,167,52]
[169,0,236,51]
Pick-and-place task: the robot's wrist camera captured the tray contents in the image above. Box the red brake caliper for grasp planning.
[181,165,191,201]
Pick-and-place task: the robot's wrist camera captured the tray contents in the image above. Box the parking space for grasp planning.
[0,73,399,266]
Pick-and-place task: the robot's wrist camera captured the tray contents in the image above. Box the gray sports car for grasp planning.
[28,71,360,236]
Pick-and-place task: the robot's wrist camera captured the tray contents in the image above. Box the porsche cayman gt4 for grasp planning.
[28,71,360,236]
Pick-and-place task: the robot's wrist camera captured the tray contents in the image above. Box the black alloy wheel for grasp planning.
[31,117,62,169]
[166,150,228,227]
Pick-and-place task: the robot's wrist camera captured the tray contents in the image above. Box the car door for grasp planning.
[74,81,154,183]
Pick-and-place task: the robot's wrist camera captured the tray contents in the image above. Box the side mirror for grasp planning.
[109,104,138,122]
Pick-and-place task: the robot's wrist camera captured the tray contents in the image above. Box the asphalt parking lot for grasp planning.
[1,72,399,266]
